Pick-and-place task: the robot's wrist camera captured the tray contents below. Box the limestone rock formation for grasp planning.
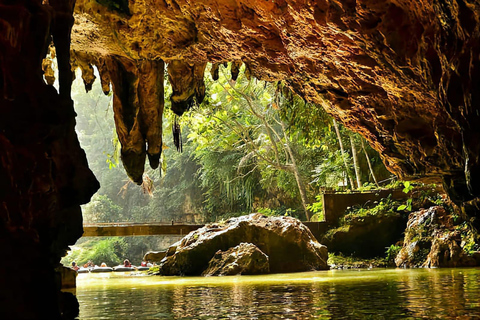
[202,243,270,276]
[423,232,477,268]
[395,206,478,268]
[158,213,328,275]
[144,250,167,263]
[2,0,480,317]
[68,0,480,205]
[0,1,98,318]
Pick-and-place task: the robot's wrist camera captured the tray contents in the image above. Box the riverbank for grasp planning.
[327,253,390,269]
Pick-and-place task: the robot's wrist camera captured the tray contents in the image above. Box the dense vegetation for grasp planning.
[62,64,392,266]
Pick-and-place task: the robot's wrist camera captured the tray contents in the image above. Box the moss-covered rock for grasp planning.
[395,206,479,267]
[321,202,407,258]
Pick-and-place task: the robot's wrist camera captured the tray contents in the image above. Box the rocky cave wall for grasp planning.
[1,0,480,317]
[0,1,98,318]
[70,0,480,205]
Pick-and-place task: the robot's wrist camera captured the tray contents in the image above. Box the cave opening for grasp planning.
[2,0,480,318]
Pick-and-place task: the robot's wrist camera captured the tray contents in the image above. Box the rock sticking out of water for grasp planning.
[157,213,328,276]
[202,243,270,276]
[395,206,479,268]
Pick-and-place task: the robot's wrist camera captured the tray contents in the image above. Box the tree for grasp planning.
[188,68,314,219]
[333,118,355,189]
[350,134,362,189]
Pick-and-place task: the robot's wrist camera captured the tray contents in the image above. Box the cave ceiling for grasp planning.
[67,0,480,203]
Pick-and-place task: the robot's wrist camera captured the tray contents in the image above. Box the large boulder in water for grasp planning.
[202,243,270,276]
[158,213,328,275]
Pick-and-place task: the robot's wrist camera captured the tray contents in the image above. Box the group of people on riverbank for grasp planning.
[71,259,154,271]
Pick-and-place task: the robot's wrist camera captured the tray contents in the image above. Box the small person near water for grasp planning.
[71,262,79,271]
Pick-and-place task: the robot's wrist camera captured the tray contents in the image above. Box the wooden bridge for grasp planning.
[82,222,329,240]
[82,190,425,240]
[82,223,204,237]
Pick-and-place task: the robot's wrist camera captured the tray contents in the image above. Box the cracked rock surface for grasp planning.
[70,0,480,203]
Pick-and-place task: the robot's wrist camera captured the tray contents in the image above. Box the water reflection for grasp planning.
[76,268,480,319]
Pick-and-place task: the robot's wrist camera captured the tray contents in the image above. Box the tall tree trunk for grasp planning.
[333,119,355,189]
[361,139,379,187]
[279,121,311,220]
[350,135,362,189]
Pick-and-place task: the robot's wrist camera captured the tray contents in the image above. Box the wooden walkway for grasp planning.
[82,222,328,239]
[82,223,203,237]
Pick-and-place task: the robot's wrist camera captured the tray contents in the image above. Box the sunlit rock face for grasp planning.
[0,1,98,318]
[202,242,270,276]
[158,214,328,275]
[395,206,479,268]
[71,0,480,204]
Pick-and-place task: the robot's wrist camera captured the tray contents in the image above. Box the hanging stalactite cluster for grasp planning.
[65,0,480,203]
[43,49,249,184]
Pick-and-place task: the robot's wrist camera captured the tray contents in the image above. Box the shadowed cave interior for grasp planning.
[1,0,480,318]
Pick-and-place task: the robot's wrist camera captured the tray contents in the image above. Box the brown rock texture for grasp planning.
[202,242,270,276]
[395,206,477,267]
[423,232,476,268]
[1,0,479,315]
[143,250,167,263]
[69,0,480,204]
[0,0,98,318]
[158,213,328,275]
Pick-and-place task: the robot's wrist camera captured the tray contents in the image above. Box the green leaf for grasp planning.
[397,205,407,211]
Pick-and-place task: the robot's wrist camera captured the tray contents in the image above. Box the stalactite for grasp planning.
[138,59,164,169]
[71,51,96,92]
[49,0,76,99]
[42,45,56,86]
[168,60,206,116]
[194,62,207,104]
[96,57,111,95]
[172,116,182,152]
[210,62,220,80]
[231,61,242,81]
[99,56,167,183]
[107,56,146,184]
[244,63,252,81]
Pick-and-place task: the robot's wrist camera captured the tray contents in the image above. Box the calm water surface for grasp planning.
[75,268,480,319]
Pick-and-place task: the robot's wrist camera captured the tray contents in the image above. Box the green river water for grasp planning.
[74,268,480,319]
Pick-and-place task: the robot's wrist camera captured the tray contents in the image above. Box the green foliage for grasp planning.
[402,181,414,194]
[456,220,480,255]
[396,181,414,211]
[82,194,122,223]
[257,207,297,218]
[257,207,274,216]
[67,62,394,266]
[343,195,398,224]
[311,150,350,189]
[397,198,413,212]
[327,253,388,268]
[385,244,401,263]
[358,182,379,191]
[307,195,324,221]
[61,238,126,267]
